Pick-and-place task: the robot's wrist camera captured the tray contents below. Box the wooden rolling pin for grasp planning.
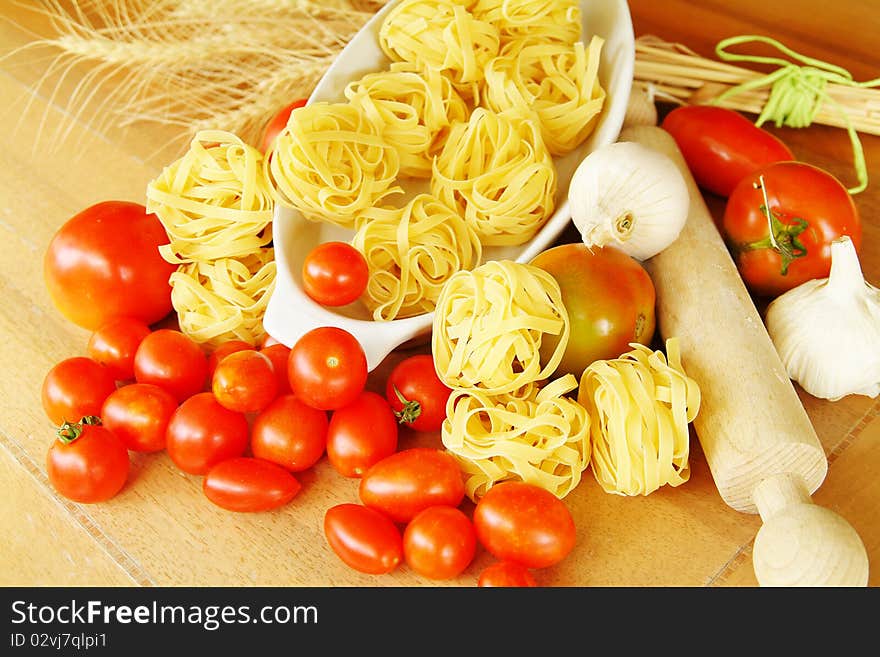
[619,125,869,586]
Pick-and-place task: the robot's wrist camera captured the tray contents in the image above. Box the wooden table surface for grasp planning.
[1,1,877,587]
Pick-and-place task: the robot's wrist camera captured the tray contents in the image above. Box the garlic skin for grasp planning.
[765,236,880,401]
[567,140,689,261]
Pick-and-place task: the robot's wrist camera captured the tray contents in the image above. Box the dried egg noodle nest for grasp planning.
[483,36,606,156]
[146,130,274,264]
[432,259,569,396]
[470,0,582,47]
[170,250,276,350]
[577,339,701,497]
[378,0,500,99]
[431,107,557,246]
[344,62,469,178]
[442,373,591,501]
[267,101,402,229]
[352,193,482,321]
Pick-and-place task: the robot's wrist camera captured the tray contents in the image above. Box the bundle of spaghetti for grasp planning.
[432,259,569,396]
[352,193,482,320]
[577,339,701,497]
[378,0,501,100]
[441,373,591,501]
[266,101,402,228]
[431,107,557,245]
[169,249,276,350]
[344,61,470,178]
[482,36,606,156]
[470,0,582,50]
[146,130,274,264]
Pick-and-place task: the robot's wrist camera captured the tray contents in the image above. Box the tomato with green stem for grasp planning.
[385,354,452,432]
[42,357,118,426]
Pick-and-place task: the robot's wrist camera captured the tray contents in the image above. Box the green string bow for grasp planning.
[710,35,880,194]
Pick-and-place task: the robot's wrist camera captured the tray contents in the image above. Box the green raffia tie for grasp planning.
[710,35,880,195]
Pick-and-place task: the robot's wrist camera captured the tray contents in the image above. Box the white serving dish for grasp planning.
[263,0,635,371]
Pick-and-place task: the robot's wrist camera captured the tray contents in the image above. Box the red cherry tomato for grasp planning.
[206,340,253,379]
[302,241,370,307]
[46,418,130,503]
[473,481,576,569]
[661,105,795,197]
[324,503,403,575]
[87,316,152,381]
[385,354,452,432]
[260,343,292,395]
[326,391,398,478]
[165,392,249,475]
[43,200,176,330]
[212,349,278,414]
[101,383,178,452]
[288,326,368,411]
[203,457,301,512]
[723,161,862,297]
[251,394,328,472]
[41,357,117,426]
[260,98,308,153]
[403,506,476,580]
[477,560,538,587]
[358,448,465,523]
[133,329,208,403]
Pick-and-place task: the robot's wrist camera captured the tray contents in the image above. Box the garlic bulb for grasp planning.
[765,236,880,401]
[567,140,689,261]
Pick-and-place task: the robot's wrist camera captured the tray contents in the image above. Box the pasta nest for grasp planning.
[432,259,569,395]
[266,101,402,229]
[483,36,606,156]
[470,0,582,48]
[345,62,470,178]
[431,107,557,246]
[378,0,500,99]
[146,130,274,264]
[352,193,482,321]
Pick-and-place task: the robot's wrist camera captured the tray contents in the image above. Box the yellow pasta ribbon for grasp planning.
[577,339,701,497]
[470,0,582,49]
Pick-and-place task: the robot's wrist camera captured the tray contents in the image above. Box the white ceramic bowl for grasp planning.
[263,0,635,370]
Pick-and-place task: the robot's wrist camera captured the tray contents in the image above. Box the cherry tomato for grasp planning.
[324,503,403,575]
[212,349,278,414]
[165,392,249,475]
[46,418,130,503]
[207,340,253,379]
[87,316,152,381]
[358,448,465,523]
[326,391,398,478]
[477,560,538,587]
[101,383,178,453]
[41,357,117,426]
[302,241,370,307]
[661,105,795,197]
[134,329,208,403]
[251,394,328,472]
[260,98,308,153]
[43,200,176,330]
[473,481,576,569]
[403,506,476,580]
[385,354,452,432]
[530,244,656,378]
[203,457,301,512]
[288,326,368,411]
[260,343,292,395]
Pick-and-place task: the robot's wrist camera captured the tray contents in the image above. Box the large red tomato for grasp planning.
[723,161,862,297]
[47,419,130,504]
[44,201,176,330]
[530,243,656,378]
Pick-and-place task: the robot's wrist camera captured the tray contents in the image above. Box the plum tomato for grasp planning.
[251,394,329,472]
[101,383,178,452]
[477,560,538,587]
[473,481,576,569]
[165,392,249,475]
[385,354,452,432]
[324,503,403,575]
[41,356,117,426]
[288,326,368,411]
[87,316,152,381]
[43,200,176,330]
[133,329,208,403]
[260,343,292,395]
[206,340,253,379]
[260,98,308,153]
[403,506,476,580]
[358,448,465,523]
[203,457,301,512]
[326,391,399,478]
[212,349,278,414]
[47,418,130,503]
[301,241,370,307]
[530,243,656,378]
